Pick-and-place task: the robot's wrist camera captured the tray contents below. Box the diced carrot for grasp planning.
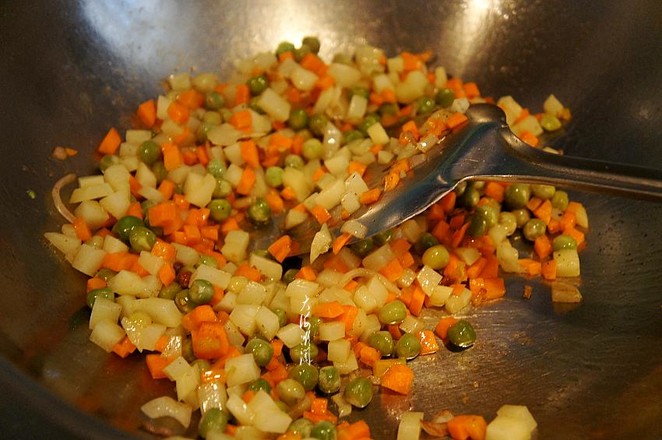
[518,258,542,276]
[145,354,173,379]
[451,222,470,248]
[542,259,557,280]
[483,181,505,203]
[112,336,136,359]
[268,235,293,263]
[533,199,553,224]
[72,216,92,241]
[229,109,253,133]
[407,285,426,316]
[167,100,190,124]
[358,345,381,367]
[446,112,469,130]
[97,127,121,155]
[157,179,175,201]
[463,82,481,99]
[383,171,401,192]
[348,161,367,177]
[86,277,107,292]
[137,99,157,128]
[295,265,317,281]
[191,321,229,360]
[359,188,382,205]
[157,263,176,286]
[435,316,459,340]
[379,258,405,283]
[479,255,500,279]
[195,146,210,166]
[236,167,256,196]
[161,142,182,171]
[332,233,352,255]
[101,252,139,272]
[534,235,553,260]
[151,239,176,262]
[233,83,250,106]
[469,277,506,301]
[299,53,327,76]
[315,74,335,90]
[380,364,414,395]
[418,329,440,355]
[519,130,539,147]
[564,225,586,248]
[559,210,577,230]
[309,204,332,225]
[312,301,345,319]
[181,305,218,332]
[234,263,262,282]
[337,420,371,440]
[339,305,359,333]
[447,415,487,440]
[466,257,488,279]
[177,89,205,109]
[526,196,543,212]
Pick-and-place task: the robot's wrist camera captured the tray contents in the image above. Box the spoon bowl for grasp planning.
[256,104,662,254]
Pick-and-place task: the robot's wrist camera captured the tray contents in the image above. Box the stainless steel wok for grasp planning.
[1,1,661,438]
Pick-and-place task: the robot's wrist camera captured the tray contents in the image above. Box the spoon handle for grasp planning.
[501,129,662,201]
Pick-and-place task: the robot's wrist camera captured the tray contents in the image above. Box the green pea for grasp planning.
[343,129,364,145]
[522,218,547,241]
[247,75,268,96]
[373,228,394,245]
[551,190,569,211]
[368,330,394,357]
[288,418,313,437]
[288,108,309,130]
[276,41,296,57]
[94,268,116,282]
[198,407,228,439]
[552,234,577,251]
[264,166,284,188]
[189,279,214,304]
[310,421,337,440]
[317,366,341,395]
[416,96,436,115]
[343,377,373,408]
[358,113,380,135]
[302,36,321,54]
[282,268,299,285]
[468,214,488,238]
[207,159,226,178]
[447,319,476,348]
[114,215,143,242]
[289,342,318,364]
[213,178,232,198]
[182,336,195,362]
[209,198,232,222]
[294,44,312,62]
[288,363,319,391]
[272,307,288,327]
[349,86,370,100]
[511,208,531,228]
[248,377,272,394]
[332,53,352,65]
[277,378,306,405]
[99,154,120,172]
[151,161,167,184]
[350,238,374,257]
[540,113,562,132]
[395,333,421,359]
[138,140,161,166]
[284,154,305,169]
[414,233,439,255]
[378,300,407,325]
[459,185,480,209]
[435,88,456,108]
[302,138,324,160]
[158,282,182,300]
[203,111,222,125]
[422,244,450,270]
[531,184,556,200]
[86,287,114,309]
[309,114,329,136]
[305,316,322,340]
[379,102,399,117]
[129,226,157,252]
[247,197,271,225]
[245,338,274,367]
[504,184,531,209]
[192,359,211,374]
[498,212,518,236]
[196,122,213,143]
[205,91,225,110]
[175,289,195,313]
[197,254,218,269]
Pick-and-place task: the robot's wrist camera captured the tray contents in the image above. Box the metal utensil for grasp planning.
[264,103,662,254]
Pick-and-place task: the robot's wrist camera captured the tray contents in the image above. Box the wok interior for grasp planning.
[1,1,662,438]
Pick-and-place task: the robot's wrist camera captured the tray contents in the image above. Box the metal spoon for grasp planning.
[251,103,662,253]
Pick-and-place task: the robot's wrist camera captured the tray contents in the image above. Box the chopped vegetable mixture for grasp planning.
[45,36,584,440]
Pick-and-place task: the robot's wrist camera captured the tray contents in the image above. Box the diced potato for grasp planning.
[89,319,125,352]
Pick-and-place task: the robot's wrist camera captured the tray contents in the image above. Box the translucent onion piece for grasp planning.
[52,173,77,222]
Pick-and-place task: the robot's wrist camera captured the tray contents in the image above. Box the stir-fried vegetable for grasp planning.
[44,36,583,439]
